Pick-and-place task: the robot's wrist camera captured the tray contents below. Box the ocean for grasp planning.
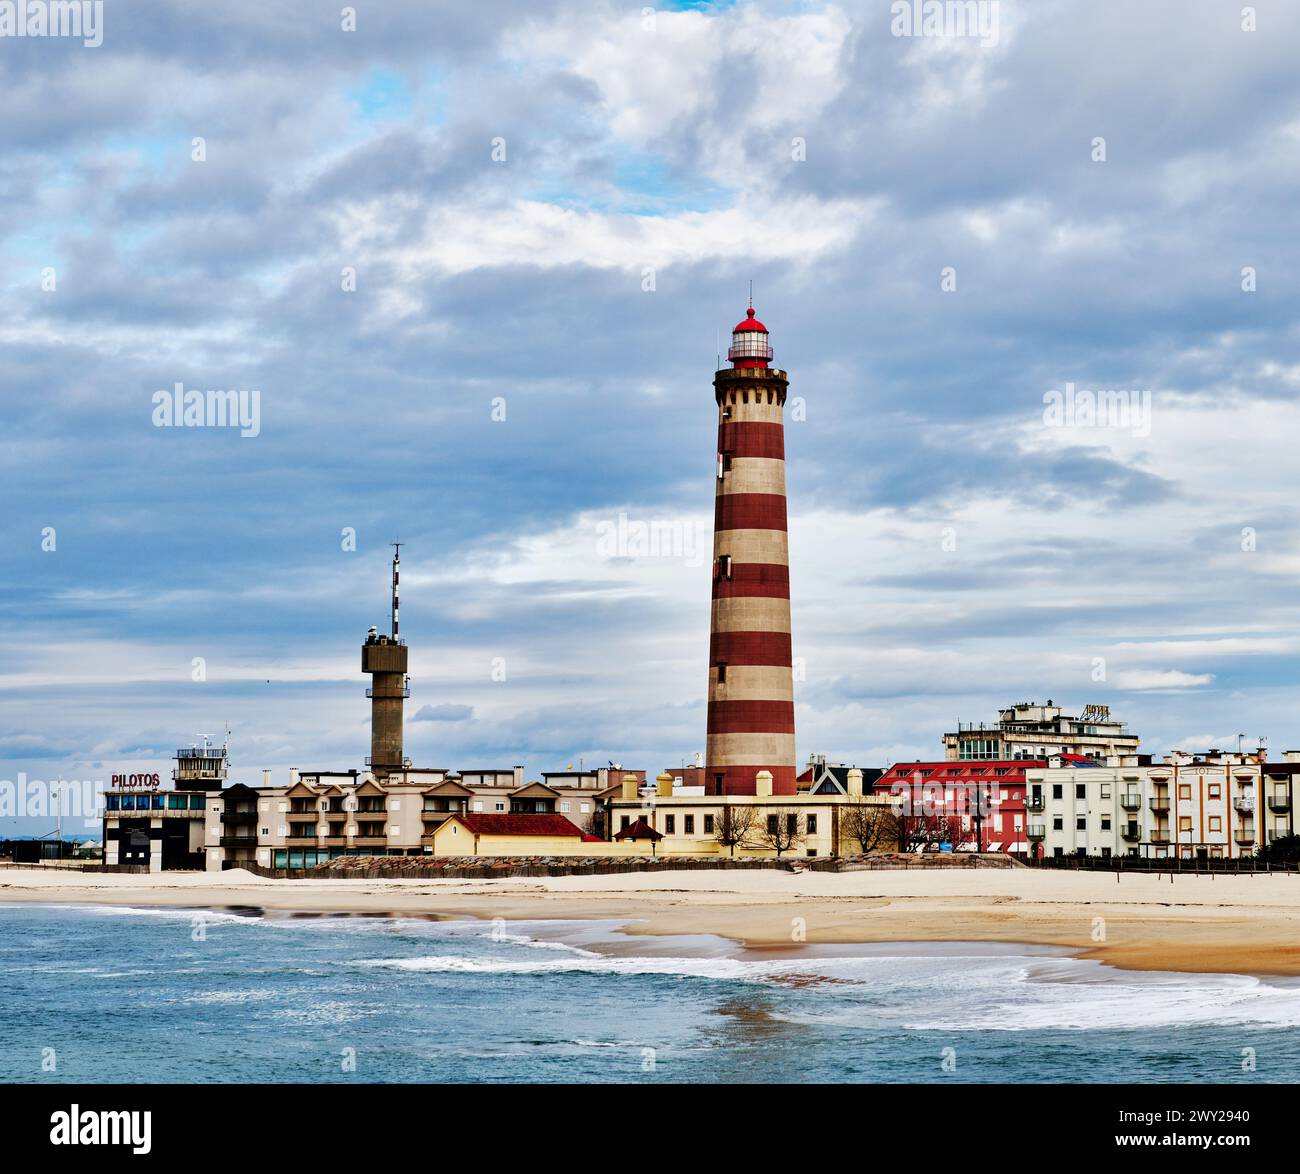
[2,903,1298,1084]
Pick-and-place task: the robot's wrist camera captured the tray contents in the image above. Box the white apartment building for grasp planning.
[1026,749,1299,860]
[945,701,1140,762]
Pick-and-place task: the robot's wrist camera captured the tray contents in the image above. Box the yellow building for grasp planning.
[430,812,593,856]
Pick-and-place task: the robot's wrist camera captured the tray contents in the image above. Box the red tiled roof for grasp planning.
[614,817,663,841]
[451,813,586,838]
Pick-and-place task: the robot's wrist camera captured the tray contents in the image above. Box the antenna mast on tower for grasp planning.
[391,543,402,639]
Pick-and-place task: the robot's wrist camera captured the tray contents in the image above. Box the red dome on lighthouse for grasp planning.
[728,304,773,368]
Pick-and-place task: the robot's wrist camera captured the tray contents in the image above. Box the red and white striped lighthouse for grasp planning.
[706,303,796,796]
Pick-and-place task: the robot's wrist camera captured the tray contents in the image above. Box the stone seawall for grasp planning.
[231,852,1023,881]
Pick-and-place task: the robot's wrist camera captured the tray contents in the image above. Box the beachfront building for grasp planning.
[429,813,596,856]
[1025,747,1298,860]
[943,701,1140,762]
[876,759,1045,856]
[797,754,885,795]
[604,770,898,859]
[203,765,626,871]
[102,741,227,871]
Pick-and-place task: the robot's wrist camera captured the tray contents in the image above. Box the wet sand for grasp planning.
[4,865,1300,976]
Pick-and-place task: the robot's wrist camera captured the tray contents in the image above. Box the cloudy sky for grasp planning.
[4,0,1300,831]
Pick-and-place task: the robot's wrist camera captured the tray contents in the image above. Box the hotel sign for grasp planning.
[1080,704,1110,722]
[112,773,161,790]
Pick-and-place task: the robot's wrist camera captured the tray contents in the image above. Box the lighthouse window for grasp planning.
[719,555,733,579]
[717,663,728,684]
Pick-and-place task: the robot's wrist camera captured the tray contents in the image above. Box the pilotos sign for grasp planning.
[112,774,161,790]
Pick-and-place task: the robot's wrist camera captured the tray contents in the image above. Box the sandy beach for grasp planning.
[4,865,1300,976]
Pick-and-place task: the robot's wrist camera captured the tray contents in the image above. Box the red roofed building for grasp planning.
[429,812,589,856]
[878,760,1046,856]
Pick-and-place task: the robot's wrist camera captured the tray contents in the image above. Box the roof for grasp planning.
[614,817,663,841]
[446,813,586,838]
[733,306,767,333]
[882,760,1046,785]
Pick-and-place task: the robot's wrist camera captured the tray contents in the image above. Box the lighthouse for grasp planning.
[706,303,796,795]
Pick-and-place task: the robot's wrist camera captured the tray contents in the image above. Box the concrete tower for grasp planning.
[362,545,409,778]
[706,303,795,795]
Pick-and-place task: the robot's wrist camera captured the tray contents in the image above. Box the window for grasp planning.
[767,815,779,835]
[1053,816,1063,830]
[716,663,728,685]
[1179,784,1192,800]
[580,802,590,814]
[560,801,570,812]
[684,815,695,834]
[1076,816,1086,831]
[1209,816,1222,832]
[494,802,505,812]
[1101,817,1111,831]
[717,554,733,579]
[621,816,630,830]
[1052,785,1063,800]
[1179,816,1193,832]
[1100,785,1111,799]
[806,815,817,834]
[665,815,675,834]
[261,827,269,836]
[703,814,714,834]
[1208,784,1221,799]
[786,814,797,835]
[1075,784,1086,800]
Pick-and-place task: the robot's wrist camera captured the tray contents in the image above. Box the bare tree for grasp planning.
[757,808,805,857]
[838,797,898,855]
[713,804,758,857]
[898,812,963,853]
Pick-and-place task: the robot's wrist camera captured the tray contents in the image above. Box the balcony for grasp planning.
[1120,794,1142,811]
[1027,824,1046,840]
[1234,797,1255,814]
[352,836,386,849]
[1025,795,1045,812]
[1149,797,1170,814]
[284,831,319,844]
[1120,825,1141,842]
[219,835,257,848]
[1268,795,1292,813]
[1235,830,1256,846]
[1150,832,1170,845]
[220,810,257,824]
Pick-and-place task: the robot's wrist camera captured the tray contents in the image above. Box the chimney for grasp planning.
[262,769,272,787]
[621,773,639,801]
[289,767,299,786]
[847,768,863,796]
[655,771,673,798]
[755,770,774,798]
[513,765,525,788]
